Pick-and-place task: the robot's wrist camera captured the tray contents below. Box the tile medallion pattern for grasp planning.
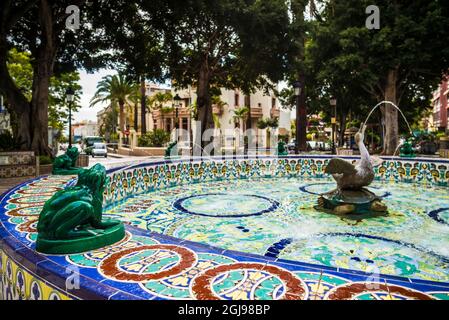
[1,156,449,300]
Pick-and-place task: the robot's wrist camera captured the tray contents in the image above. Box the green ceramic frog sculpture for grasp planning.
[165,141,178,158]
[36,163,125,254]
[277,141,288,156]
[52,147,84,175]
[399,138,416,158]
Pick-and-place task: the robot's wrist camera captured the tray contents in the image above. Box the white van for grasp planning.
[91,142,108,158]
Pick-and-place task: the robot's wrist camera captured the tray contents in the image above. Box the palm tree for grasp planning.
[148,91,173,130]
[90,73,135,133]
[257,117,279,149]
[128,86,142,131]
[233,106,249,130]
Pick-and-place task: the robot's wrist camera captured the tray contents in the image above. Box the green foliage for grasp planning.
[346,119,362,130]
[160,106,175,114]
[436,132,448,139]
[100,104,119,139]
[233,106,250,124]
[57,135,68,144]
[0,131,22,151]
[7,49,82,131]
[366,129,381,145]
[157,0,290,91]
[149,92,173,111]
[212,114,221,129]
[257,117,279,130]
[109,132,119,142]
[6,48,33,101]
[91,73,136,132]
[39,155,53,165]
[278,134,289,143]
[138,129,171,147]
[309,118,320,126]
[49,72,82,130]
[91,73,136,108]
[312,0,449,125]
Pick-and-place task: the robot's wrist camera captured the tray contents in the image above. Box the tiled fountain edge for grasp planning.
[1,155,449,300]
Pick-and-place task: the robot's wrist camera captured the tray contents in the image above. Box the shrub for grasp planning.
[278,134,289,143]
[138,129,171,147]
[39,155,53,165]
[0,131,22,151]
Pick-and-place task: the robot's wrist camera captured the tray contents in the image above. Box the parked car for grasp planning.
[82,136,104,155]
[91,142,108,158]
[287,139,296,152]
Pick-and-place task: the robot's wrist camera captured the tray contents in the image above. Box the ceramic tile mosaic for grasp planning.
[1,156,449,300]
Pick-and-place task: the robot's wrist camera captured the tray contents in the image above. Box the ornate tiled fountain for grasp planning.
[1,155,449,300]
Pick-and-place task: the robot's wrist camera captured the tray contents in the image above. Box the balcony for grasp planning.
[152,107,190,120]
[250,106,263,118]
[270,107,280,118]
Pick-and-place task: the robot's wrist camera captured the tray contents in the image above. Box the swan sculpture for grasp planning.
[324,127,374,190]
[318,126,387,215]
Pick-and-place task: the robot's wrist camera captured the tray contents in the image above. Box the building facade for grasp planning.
[144,84,291,149]
[72,120,98,141]
[431,79,448,132]
[97,83,291,150]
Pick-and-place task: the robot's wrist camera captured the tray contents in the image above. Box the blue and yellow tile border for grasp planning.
[1,155,449,300]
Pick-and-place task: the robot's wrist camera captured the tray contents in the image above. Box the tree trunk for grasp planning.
[140,77,146,134]
[291,0,307,152]
[0,55,31,149]
[196,62,213,154]
[0,12,31,150]
[133,103,138,130]
[119,101,125,132]
[31,67,52,155]
[338,109,347,147]
[30,0,56,156]
[381,68,399,155]
[245,108,252,152]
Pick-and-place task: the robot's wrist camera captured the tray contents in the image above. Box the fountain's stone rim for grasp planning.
[2,155,449,300]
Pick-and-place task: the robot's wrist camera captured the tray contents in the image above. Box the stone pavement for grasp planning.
[0,176,34,195]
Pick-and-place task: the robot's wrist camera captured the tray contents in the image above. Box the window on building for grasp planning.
[272,98,276,108]
[435,98,441,113]
[153,119,157,129]
[244,95,251,107]
[234,93,239,106]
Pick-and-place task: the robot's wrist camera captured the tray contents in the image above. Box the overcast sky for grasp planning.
[73,68,115,123]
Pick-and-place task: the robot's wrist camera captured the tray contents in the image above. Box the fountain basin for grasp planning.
[1,155,449,300]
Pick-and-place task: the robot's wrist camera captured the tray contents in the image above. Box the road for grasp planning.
[88,154,163,170]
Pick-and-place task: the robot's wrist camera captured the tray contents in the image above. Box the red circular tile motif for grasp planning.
[99,244,197,282]
[191,262,308,300]
[17,218,39,233]
[324,282,434,300]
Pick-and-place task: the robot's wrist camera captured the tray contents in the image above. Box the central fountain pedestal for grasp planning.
[316,188,388,215]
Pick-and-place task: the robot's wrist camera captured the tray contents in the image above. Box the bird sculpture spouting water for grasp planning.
[324,127,374,190]
[317,126,387,215]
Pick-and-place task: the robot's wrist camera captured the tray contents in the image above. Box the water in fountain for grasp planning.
[360,101,414,156]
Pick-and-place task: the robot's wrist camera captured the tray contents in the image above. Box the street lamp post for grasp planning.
[173,94,182,143]
[293,81,303,154]
[330,97,337,154]
[65,87,74,149]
